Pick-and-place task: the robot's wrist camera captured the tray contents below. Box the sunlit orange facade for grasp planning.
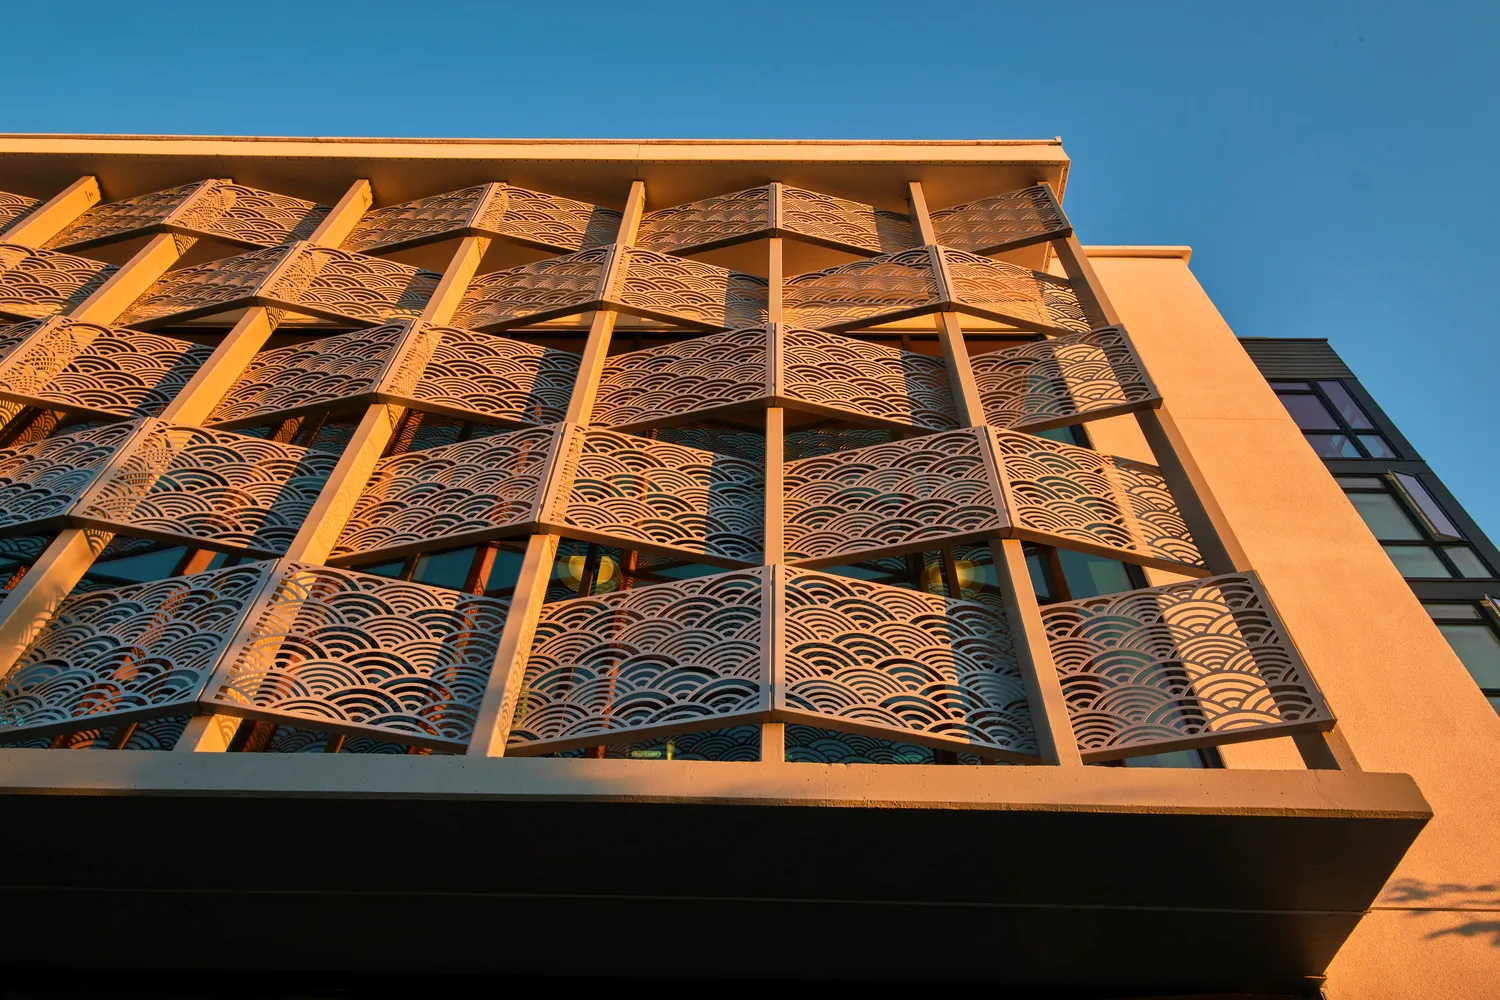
[0,136,1492,998]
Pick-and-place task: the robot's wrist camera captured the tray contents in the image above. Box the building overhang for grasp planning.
[0,751,1427,993]
[0,135,1070,215]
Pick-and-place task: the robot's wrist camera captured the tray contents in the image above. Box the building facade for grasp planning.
[1243,337,1500,714]
[0,136,1491,998]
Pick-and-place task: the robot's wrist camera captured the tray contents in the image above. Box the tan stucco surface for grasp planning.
[1090,251,1500,998]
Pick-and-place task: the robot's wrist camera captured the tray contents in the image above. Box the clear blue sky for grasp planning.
[8,1,1498,533]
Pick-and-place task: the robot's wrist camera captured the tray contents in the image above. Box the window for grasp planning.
[1425,602,1500,714]
[1272,380,1397,459]
[1338,475,1493,580]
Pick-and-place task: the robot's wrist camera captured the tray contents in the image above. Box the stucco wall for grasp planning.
[1089,251,1500,999]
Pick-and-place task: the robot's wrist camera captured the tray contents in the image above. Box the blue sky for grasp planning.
[8,1,1498,532]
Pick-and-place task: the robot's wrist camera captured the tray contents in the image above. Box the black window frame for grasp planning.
[1270,379,1400,460]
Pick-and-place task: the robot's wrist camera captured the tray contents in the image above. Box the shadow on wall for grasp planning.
[1381,878,1500,946]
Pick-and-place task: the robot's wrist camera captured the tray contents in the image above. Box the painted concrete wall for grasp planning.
[1090,251,1500,999]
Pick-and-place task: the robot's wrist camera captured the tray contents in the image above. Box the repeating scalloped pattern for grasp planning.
[940,248,1091,333]
[783,248,939,329]
[79,423,338,554]
[476,184,622,252]
[46,182,206,249]
[115,245,286,326]
[0,319,211,418]
[0,191,39,234]
[780,326,958,431]
[0,421,137,531]
[402,326,578,425]
[331,425,557,559]
[175,183,328,248]
[991,429,1203,570]
[786,725,947,764]
[557,427,764,563]
[0,713,192,750]
[550,725,762,761]
[929,186,1068,254]
[614,248,768,329]
[510,569,768,747]
[1042,574,1328,754]
[0,244,117,320]
[636,186,771,253]
[343,185,488,253]
[970,328,1158,429]
[450,247,608,329]
[265,245,439,324]
[209,563,507,745]
[593,327,768,427]
[0,563,270,735]
[781,186,916,254]
[783,428,1003,562]
[210,324,407,424]
[780,569,1035,753]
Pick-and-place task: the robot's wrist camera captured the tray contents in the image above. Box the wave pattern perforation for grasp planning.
[510,569,768,748]
[992,429,1203,570]
[784,248,940,330]
[780,326,958,431]
[0,421,137,531]
[781,569,1035,755]
[332,425,557,560]
[1041,574,1330,757]
[594,327,769,428]
[451,248,608,330]
[0,319,211,418]
[79,423,338,555]
[929,186,1069,254]
[614,249,768,330]
[0,564,270,736]
[557,427,764,563]
[970,328,1158,430]
[210,563,507,745]
[781,186,917,255]
[783,428,1003,563]
[0,244,118,320]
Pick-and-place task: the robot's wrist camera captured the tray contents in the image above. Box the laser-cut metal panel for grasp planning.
[777,568,1037,759]
[929,185,1071,255]
[117,244,440,328]
[342,185,489,254]
[0,191,39,234]
[507,568,771,754]
[47,181,328,251]
[939,248,1091,334]
[449,248,609,330]
[969,328,1161,432]
[329,424,560,563]
[783,248,941,330]
[778,326,959,432]
[549,425,765,566]
[0,421,139,534]
[114,245,286,327]
[782,427,1007,566]
[75,422,339,556]
[636,186,772,255]
[208,324,409,427]
[45,182,210,250]
[205,562,508,749]
[780,186,917,255]
[263,245,439,325]
[398,325,579,427]
[172,183,329,249]
[610,248,769,330]
[0,317,211,419]
[475,183,622,253]
[593,326,770,429]
[0,244,118,321]
[989,428,1205,573]
[1041,573,1333,761]
[0,563,272,741]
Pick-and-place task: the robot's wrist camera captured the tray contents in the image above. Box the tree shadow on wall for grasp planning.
[1381,878,1500,946]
